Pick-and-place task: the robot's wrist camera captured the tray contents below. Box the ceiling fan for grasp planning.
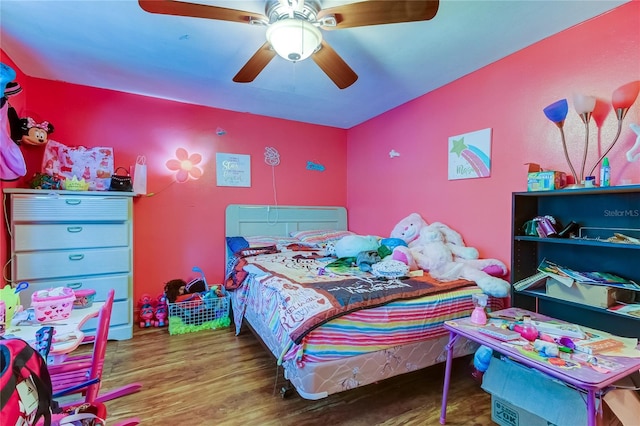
[138,0,439,89]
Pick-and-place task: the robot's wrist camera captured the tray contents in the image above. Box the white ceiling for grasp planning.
[0,0,629,129]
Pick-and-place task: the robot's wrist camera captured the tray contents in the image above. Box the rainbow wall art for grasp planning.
[448,128,492,180]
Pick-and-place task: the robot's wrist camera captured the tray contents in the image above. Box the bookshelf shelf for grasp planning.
[511,186,640,338]
[514,236,640,249]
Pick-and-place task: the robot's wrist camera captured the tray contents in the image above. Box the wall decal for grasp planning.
[166,148,202,183]
[216,152,251,187]
[306,161,325,171]
[264,146,280,166]
[448,128,492,180]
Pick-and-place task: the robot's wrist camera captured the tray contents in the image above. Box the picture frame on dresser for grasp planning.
[510,185,640,339]
[3,188,135,340]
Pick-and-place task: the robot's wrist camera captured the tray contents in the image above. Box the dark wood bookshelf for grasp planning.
[511,185,640,338]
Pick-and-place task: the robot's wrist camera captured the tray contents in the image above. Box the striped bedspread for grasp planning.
[231,258,505,366]
[296,287,504,363]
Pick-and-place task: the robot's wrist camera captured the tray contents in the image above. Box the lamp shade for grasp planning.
[612,81,640,109]
[543,99,568,124]
[572,93,596,115]
[266,19,322,62]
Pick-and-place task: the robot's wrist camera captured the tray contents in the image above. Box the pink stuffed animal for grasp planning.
[389,213,510,297]
[390,213,478,259]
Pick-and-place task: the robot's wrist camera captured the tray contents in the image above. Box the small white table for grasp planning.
[4,303,103,362]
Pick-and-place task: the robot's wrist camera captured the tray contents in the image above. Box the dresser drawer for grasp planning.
[11,195,129,222]
[17,274,130,307]
[82,299,131,330]
[14,223,129,251]
[14,247,131,281]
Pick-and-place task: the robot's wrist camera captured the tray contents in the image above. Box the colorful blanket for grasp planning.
[244,251,472,344]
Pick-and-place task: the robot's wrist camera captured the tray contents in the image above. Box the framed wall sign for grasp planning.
[448,128,492,180]
[216,153,251,187]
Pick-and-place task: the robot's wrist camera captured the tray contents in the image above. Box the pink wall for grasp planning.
[347,2,640,275]
[2,2,639,309]
[0,60,347,302]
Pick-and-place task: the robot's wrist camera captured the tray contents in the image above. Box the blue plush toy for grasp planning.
[472,345,493,381]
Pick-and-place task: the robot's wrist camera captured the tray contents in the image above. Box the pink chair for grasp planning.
[48,289,142,406]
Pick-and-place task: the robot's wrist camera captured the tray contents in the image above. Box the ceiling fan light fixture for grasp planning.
[266,18,322,62]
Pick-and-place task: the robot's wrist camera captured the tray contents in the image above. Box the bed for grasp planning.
[225,204,506,400]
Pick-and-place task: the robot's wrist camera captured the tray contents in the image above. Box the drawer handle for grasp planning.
[69,254,85,261]
[65,199,82,205]
[67,282,83,289]
[67,226,83,233]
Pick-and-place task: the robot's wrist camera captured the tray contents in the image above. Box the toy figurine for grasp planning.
[138,294,154,328]
[153,294,167,327]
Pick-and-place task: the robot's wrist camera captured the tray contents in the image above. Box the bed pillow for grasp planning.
[245,236,298,247]
[289,229,354,246]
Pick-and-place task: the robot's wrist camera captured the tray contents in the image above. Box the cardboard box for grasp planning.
[482,356,621,426]
[490,395,554,426]
[526,163,567,191]
[527,171,567,191]
[546,277,634,308]
[603,375,640,426]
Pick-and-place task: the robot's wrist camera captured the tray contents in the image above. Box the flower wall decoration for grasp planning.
[166,148,202,183]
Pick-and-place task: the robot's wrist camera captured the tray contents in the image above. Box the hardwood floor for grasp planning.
[99,325,493,425]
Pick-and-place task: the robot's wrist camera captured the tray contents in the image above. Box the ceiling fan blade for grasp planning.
[138,0,265,24]
[318,0,439,29]
[233,42,277,83]
[311,41,358,90]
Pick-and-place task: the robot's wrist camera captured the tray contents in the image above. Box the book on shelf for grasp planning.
[536,259,640,291]
[607,303,640,318]
[513,271,547,291]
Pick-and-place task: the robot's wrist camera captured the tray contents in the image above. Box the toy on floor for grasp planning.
[137,294,154,328]
[153,294,167,327]
[163,267,231,334]
[163,277,207,303]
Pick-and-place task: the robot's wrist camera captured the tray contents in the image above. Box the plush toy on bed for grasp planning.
[334,234,379,259]
[391,213,479,260]
[389,213,510,297]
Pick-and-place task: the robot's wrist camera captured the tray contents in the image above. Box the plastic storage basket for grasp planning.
[167,286,230,335]
[73,289,96,309]
[31,287,75,322]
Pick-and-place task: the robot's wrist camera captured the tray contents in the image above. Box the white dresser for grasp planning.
[4,189,134,340]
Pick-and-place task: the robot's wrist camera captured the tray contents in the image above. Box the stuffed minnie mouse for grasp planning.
[18,117,54,146]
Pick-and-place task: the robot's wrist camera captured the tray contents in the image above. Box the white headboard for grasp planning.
[225,205,347,237]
